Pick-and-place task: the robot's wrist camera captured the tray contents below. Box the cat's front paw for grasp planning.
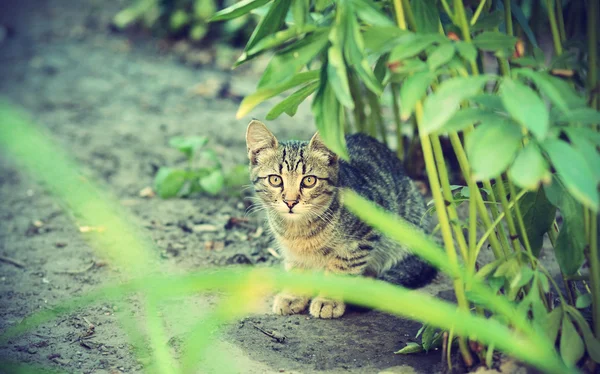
[309,297,346,319]
[273,293,309,315]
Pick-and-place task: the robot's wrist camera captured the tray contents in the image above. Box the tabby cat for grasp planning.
[246,120,436,319]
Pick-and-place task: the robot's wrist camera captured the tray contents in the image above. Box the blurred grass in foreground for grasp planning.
[0,100,573,374]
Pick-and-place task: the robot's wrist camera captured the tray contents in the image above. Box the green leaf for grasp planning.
[421,324,437,351]
[394,342,424,354]
[560,314,585,366]
[565,306,600,363]
[543,139,599,212]
[199,169,225,196]
[565,128,600,186]
[511,1,538,47]
[389,34,444,62]
[236,70,320,118]
[509,143,551,191]
[542,307,562,343]
[258,30,329,88]
[247,25,318,56]
[291,0,308,28]
[168,136,209,159]
[471,10,503,32]
[236,0,292,66]
[455,41,477,63]
[466,118,522,180]
[312,76,349,160]
[427,44,455,71]
[557,107,600,125]
[513,69,571,115]
[421,75,492,135]
[266,81,319,119]
[435,107,498,134]
[472,31,517,53]
[362,26,410,54]
[210,0,272,22]
[512,188,556,257]
[351,0,394,27]
[500,78,549,140]
[327,47,354,108]
[564,128,600,147]
[399,71,435,120]
[471,94,506,112]
[389,58,428,76]
[411,0,439,33]
[575,294,592,309]
[224,165,250,187]
[170,10,191,31]
[544,176,587,275]
[154,168,188,198]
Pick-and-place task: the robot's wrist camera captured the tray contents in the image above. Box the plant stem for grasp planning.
[545,0,563,56]
[482,179,511,256]
[416,103,473,367]
[348,72,367,133]
[453,0,472,42]
[507,178,534,260]
[366,90,388,146]
[392,0,407,30]
[431,135,470,261]
[555,0,566,43]
[589,212,600,336]
[440,0,456,25]
[391,83,404,160]
[494,176,522,254]
[470,0,487,26]
[588,0,598,108]
[504,0,513,36]
[401,0,418,31]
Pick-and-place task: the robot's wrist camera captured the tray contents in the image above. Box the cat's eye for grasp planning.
[301,175,317,188]
[268,175,283,187]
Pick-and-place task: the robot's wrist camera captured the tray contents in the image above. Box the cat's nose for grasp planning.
[283,199,299,209]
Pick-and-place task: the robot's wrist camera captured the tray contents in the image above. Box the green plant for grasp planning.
[210,0,600,371]
[154,135,248,198]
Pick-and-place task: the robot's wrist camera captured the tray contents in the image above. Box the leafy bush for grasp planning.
[211,0,600,371]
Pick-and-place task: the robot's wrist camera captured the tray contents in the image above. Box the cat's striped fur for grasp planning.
[246,120,436,319]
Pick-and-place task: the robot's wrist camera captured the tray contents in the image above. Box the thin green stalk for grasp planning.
[431,135,470,261]
[145,297,178,374]
[507,179,534,259]
[348,72,367,133]
[449,133,505,259]
[545,0,563,55]
[555,0,566,42]
[401,0,418,31]
[504,0,513,36]
[453,0,472,42]
[589,212,600,336]
[440,0,456,24]
[588,0,598,106]
[470,0,487,26]
[482,179,511,256]
[469,185,478,263]
[548,227,575,306]
[416,103,474,367]
[494,176,522,254]
[391,83,404,160]
[366,90,388,146]
[392,0,407,30]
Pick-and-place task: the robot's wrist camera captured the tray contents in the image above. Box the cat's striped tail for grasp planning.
[380,254,437,289]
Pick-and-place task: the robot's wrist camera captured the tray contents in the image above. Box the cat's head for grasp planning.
[245,120,339,221]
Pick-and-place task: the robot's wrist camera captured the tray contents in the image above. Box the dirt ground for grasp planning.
[0,1,552,373]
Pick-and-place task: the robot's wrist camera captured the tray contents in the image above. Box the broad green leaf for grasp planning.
[565,129,600,185]
[170,10,190,31]
[236,0,292,66]
[236,70,319,118]
[266,80,319,119]
[500,78,549,140]
[557,107,600,125]
[512,188,556,257]
[394,342,424,354]
[543,139,599,212]
[154,168,188,198]
[421,75,491,135]
[210,0,272,21]
[427,44,455,71]
[473,31,517,53]
[199,169,225,195]
[291,0,308,28]
[389,34,444,62]
[351,0,394,27]
[399,71,435,120]
[455,41,477,63]
[564,128,600,147]
[168,136,208,158]
[312,76,349,160]
[344,7,384,95]
[471,10,503,32]
[247,25,319,55]
[560,315,585,366]
[565,306,600,362]
[544,76,587,110]
[471,94,506,112]
[575,294,592,309]
[258,30,329,88]
[327,47,354,108]
[362,26,411,54]
[544,177,586,275]
[315,0,333,11]
[509,143,551,190]
[411,0,439,33]
[436,107,499,134]
[421,325,437,351]
[389,58,428,76]
[224,165,250,187]
[542,307,562,343]
[513,69,570,115]
[466,118,522,180]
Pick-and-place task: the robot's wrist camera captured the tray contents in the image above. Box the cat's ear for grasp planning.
[309,132,338,164]
[246,120,278,165]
